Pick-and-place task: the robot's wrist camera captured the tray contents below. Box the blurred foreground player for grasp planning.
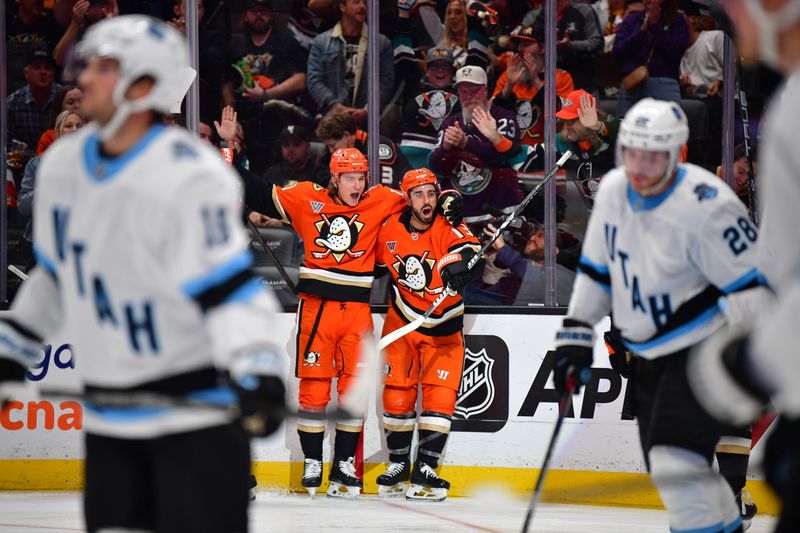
[375,168,480,501]
[0,16,287,533]
[553,98,767,533]
[241,149,464,498]
[687,1,800,532]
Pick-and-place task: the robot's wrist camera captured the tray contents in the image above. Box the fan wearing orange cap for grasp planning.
[373,168,480,502]
[239,150,464,498]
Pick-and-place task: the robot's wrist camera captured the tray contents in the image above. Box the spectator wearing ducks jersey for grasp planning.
[399,46,461,170]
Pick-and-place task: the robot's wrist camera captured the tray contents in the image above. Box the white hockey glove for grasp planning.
[688,326,773,427]
[230,348,288,437]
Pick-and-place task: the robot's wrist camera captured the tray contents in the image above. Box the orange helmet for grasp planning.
[401,167,440,198]
[330,147,369,175]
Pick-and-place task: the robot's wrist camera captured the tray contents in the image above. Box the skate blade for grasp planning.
[378,483,408,498]
[305,487,317,497]
[326,481,361,499]
[405,484,447,502]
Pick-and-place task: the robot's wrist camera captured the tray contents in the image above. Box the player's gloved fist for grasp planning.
[688,326,773,427]
[438,189,464,226]
[553,319,595,396]
[230,349,288,437]
[604,328,631,379]
[437,251,474,295]
[467,0,499,34]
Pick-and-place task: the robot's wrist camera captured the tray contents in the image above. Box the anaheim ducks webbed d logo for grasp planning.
[312,214,365,263]
[392,252,442,296]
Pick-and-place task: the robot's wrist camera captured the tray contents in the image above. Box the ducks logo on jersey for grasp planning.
[416,90,459,131]
[392,252,441,296]
[312,213,366,263]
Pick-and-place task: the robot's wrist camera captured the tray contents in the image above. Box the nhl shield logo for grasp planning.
[455,348,495,419]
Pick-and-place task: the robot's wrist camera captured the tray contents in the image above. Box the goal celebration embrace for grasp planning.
[0,0,797,532]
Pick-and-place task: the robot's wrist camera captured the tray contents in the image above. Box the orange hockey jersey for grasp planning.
[377,210,480,336]
[273,181,406,302]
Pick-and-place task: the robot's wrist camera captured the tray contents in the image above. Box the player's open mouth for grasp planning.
[422,206,432,216]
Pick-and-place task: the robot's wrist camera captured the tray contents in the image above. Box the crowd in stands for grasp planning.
[4,0,778,308]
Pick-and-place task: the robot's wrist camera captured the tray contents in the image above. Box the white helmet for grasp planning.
[616,98,689,191]
[75,15,190,139]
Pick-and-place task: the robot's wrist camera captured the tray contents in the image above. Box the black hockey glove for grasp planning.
[438,190,464,226]
[230,350,288,438]
[0,358,28,408]
[688,328,773,427]
[604,328,631,379]
[437,251,474,294]
[763,416,800,500]
[553,319,595,396]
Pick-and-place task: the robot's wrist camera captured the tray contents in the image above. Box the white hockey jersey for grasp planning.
[749,71,800,415]
[14,123,281,438]
[568,163,765,359]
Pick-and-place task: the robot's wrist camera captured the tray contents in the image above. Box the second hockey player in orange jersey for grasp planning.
[375,168,480,501]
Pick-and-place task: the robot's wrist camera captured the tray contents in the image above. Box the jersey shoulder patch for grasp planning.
[693,183,718,202]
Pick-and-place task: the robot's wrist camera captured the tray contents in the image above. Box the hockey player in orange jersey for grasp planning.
[374,168,480,501]
[241,149,464,498]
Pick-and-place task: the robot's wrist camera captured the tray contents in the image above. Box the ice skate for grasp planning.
[248,474,257,501]
[406,462,450,502]
[302,458,322,497]
[326,456,362,499]
[738,490,757,531]
[377,461,410,498]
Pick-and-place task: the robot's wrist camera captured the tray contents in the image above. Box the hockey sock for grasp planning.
[298,430,324,461]
[333,426,362,459]
[716,451,749,496]
[383,412,415,463]
[416,411,452,468]
[297,409,326,461]
[650,445,732,532]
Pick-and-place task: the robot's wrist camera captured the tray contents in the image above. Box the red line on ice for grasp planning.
[380,500,504,533]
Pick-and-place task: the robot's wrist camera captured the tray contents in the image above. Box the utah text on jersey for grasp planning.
[569,163,767,358]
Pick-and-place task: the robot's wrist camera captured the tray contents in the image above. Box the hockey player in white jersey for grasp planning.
[552,98,767,533]
[686,2,800,532]
[0,16,286,533]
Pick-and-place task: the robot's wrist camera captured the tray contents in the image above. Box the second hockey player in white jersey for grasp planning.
[552,98,766,533]
[685,2,800,531]
[0,16,286,533]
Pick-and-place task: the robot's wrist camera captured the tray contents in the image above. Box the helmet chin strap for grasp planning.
[639,157,678,197]
[744,0,800,71]
[97,83,158,142]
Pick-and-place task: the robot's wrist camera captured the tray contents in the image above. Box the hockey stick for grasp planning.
[246,217,298,293]
[734,71,758,225]
[376,150,572,351]
[521,378,575,533]
[37,387,356,423]
[7,265,28,281]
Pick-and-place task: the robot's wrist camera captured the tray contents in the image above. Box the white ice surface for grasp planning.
[0,491,777,532]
